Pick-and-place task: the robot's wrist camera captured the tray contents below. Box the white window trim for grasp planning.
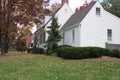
[107,29,112,41]
[72,29,75,43]
[96,7,101,15]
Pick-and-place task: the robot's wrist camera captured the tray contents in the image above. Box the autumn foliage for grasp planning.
[75,0,95,12]
[0,0,50,54]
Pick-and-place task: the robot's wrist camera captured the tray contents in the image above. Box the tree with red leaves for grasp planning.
[0,0,50,55]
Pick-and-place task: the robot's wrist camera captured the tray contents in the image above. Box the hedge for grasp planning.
[56,46,110,59]
[27,47,44,54]
[109,49,120,58]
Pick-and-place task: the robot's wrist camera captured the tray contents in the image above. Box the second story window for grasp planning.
[65,9,67,13]
[96,7,101,15]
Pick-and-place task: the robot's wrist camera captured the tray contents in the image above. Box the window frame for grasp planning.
[63,33,65,43]
[65,9,67,13]
[39,32,46,44]
[72,29,75,42]
[96,7,101,15]
[43,32,45,43]
[107,29,112,41]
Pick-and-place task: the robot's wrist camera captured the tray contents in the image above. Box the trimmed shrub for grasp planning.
[27,48,33,53]
[58,45,72,48]
[86,47,110,58]
[109,49,120,58]
[56,46,110,59]
[31,47,44,54]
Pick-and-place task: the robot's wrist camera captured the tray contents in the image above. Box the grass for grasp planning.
[0,54,120,80]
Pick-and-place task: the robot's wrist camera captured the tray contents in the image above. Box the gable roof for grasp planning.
[35,6,62,33]
[61,2,96,30]
[44,6,63,26]
[35,4,64,34]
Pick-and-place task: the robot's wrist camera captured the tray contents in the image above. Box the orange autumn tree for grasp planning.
[0,0,50,55]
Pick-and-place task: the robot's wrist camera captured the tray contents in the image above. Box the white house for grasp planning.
[35,1,73,48]
[34,0,120,50]
[61,1,120,48]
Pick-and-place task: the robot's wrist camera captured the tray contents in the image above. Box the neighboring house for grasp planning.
[61,1,120,48]
[35,2,73,48]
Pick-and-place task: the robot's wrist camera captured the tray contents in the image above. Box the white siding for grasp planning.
[44,16,51,24]
[62,25,81,47]
[45,3,73,30]
[80,1,120,48]
[38,3,73,48]
[56,3,73,29]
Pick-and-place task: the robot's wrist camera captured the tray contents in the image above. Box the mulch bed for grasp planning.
[0,52,120,62]
[81,56,120,62]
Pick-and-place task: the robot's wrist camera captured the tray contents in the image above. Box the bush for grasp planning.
[27,48,33,53]
[27,47,44,54]
[56,46,110,59]
[109,49,120,58]
[86,47,110,58]
[58,45,72,48]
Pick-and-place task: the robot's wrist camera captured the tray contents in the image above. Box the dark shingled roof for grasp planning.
[61,2,96,30]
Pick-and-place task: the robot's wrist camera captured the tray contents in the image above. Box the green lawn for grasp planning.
[0,54,120,80]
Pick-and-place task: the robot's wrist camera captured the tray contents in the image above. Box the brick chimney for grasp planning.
[62,0,69,5]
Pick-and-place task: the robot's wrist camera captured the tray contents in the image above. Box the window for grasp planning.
[30,43,33,47]
[65,9,67,13]
[40,32,46,44]
[72,29,75,42]
[96,7,101,15]
[63,33,65,43]
[107,29,112,41]
[43,32,45,43]
[40,34,42,44]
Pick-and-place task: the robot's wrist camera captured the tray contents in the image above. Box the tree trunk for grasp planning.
[0,38,1,54]
[5,32,9,53]
[1,44,6,55]
[0,32,9,55]
[1,41,8,55]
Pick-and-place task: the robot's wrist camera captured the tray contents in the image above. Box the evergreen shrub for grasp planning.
[109,49,120,58]
[57,46,110,59]
[58,45,72,48]
[31,47,44,54]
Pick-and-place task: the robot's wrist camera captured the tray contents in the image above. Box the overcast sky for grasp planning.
[50,0,103,11]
